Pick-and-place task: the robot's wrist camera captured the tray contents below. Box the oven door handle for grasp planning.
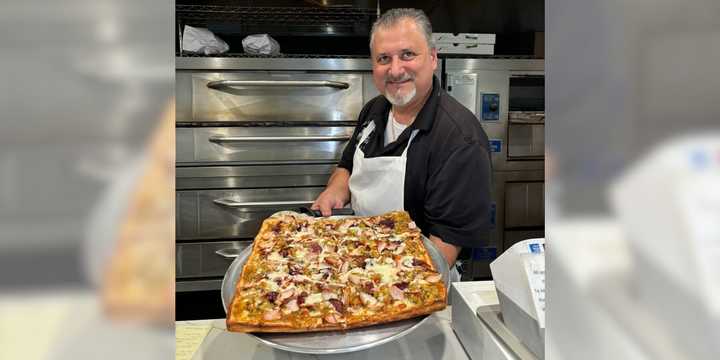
[215,248,241,259]
[208,135,351,143]
[206,80,350,90]
[213,199,314,208]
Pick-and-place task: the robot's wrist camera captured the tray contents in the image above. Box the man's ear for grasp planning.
[430,47,438,70]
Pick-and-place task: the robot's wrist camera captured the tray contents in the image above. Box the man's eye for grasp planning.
[401,52,416,60]
[376,56,390,64]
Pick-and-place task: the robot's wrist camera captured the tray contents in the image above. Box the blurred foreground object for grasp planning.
[548,136,720,360]
[610,135,720,359]
[101,102,175,325]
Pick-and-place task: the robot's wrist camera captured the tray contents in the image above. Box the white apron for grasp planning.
[348,120,461,283]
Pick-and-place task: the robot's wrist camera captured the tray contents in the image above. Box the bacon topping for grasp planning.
[297,292,308,305]
[379,218,395,229]
[309,242,322,254]
[328,298,345,313]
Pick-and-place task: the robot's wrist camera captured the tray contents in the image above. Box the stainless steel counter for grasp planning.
[177,307,469,360]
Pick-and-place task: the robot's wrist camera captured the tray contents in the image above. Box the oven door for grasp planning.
[183,72,364,123]
[177,126,355,165]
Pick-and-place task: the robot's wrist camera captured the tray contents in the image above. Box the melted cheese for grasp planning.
[340,267,365,282]
[267,252,285,262]
[266,272,286,280]
[400,256,414,268]
[294,248,308,260]
[366,263,399,284]
[305,293,324,305]
[260,279,279,291]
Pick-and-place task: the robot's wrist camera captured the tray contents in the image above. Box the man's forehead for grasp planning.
[371,20,428,53]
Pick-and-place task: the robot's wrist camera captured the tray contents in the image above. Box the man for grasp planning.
[311,8,491,280]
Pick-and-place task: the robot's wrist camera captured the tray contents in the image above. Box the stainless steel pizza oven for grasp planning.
[175,57,378,291]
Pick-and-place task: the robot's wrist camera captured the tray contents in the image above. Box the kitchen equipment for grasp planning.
[445,58,545,279]
[490,238,545,359]
[220,227,450,354]
[176,57,377,292]
[451,281,537,360]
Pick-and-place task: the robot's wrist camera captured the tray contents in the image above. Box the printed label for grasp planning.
[489,139,502,153]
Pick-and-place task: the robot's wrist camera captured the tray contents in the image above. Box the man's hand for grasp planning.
[429,234,462,267]
[311,168,351,217]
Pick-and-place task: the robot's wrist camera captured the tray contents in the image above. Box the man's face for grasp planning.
[371,19,437,108]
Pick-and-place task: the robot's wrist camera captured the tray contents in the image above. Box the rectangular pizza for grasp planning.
[226,210,447,332]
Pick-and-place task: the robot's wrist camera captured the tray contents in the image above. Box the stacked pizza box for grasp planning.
[432,33,496,55]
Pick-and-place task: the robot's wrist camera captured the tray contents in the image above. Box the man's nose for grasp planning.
[389,56,404,77]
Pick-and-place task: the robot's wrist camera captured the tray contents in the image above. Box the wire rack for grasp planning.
[176,52,369,59]
[176,4,377,24]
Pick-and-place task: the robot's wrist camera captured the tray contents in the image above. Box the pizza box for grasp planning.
[432,33,496,44]
[436,43,495,55]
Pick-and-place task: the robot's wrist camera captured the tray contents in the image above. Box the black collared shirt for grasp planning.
[338,76,492,248]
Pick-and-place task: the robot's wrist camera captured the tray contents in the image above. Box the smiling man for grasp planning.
[312,8,492,281]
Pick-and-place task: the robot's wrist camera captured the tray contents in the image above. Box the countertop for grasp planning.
[177,307,469,360]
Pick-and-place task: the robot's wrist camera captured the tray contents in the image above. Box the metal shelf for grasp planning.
[176,52,368,59]
[176,4,376,24]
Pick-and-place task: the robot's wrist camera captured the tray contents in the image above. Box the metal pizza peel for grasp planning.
[220,211,450,354]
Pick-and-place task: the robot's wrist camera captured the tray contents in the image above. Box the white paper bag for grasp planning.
[182,25,229,55]
[242,34,280,55]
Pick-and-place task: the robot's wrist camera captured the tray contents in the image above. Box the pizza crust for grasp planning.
[227,301,447,333]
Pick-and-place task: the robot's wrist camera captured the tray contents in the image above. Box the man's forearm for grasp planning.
[428,234,462,266]
[327,167,351,202]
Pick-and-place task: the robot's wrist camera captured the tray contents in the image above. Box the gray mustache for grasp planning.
[385,73,414,83]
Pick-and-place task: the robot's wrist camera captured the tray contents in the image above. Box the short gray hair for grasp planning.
[370,8,434,50]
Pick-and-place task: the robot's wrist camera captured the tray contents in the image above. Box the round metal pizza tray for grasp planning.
[220,226,449,355]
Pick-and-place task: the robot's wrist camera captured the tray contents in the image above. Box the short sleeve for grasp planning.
[337,126,360,172]
[424,143,492,248]
[337,98,377,173]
